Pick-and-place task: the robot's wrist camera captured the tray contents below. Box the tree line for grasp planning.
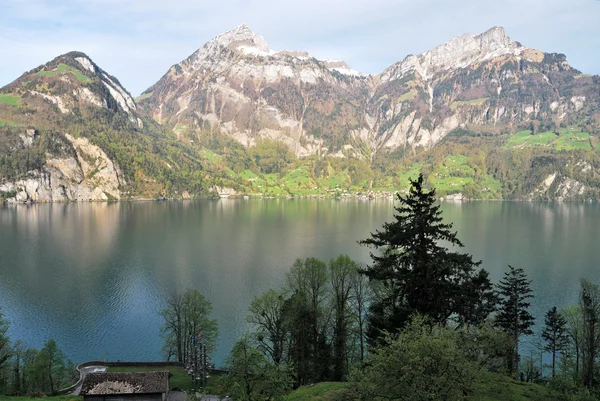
[0,312,74,395]
[160,174,600,400]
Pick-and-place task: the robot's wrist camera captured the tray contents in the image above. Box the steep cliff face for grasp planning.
[0,52,140,202]
[138,24,371,158]
[367,27,598,152]
[139,26,599,160]
[0,131,122,203]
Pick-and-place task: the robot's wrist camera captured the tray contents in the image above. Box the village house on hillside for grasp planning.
[80,371,170,401]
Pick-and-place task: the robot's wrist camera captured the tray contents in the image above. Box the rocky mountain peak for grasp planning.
[211,23,272,55]
[475,26,512,49]
[184,24,275,71]
[3,51,139,120]
[381,26,522,82]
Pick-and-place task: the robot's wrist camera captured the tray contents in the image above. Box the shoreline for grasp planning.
[1,194,599,205]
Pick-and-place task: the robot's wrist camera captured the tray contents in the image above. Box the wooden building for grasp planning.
[80,371,170,401]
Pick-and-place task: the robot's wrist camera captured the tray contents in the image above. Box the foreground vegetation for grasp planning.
[283,373,562,401]
[2,177,600,399]
[0,397,80,401]
[150,176,600,400]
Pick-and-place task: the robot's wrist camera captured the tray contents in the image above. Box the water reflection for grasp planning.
[0,200,599,366]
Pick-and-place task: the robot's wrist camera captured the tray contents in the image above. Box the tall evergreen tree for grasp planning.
[359,174,495,343]
[495,265,535,378]
[542,306,569,377]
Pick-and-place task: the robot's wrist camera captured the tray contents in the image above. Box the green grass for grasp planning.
[239,169,259,180]
[575,74,592,79]
[135,92,153,102]
[432,155,475,192]
[173,124,190,137]
[505,127,592,151]
[201,148,220,163]
[468,372,560,401]
[0,94,21,106]
[397,163,422,190]
[319,167,349,189]
[283,374,563,401]
[284,382,350,401]
[397,91,416,102]
[107,365,192,390]
[37,64,91,83]
[450,98,489,110]
[0,397,81,401]
[263,173,281,186]
[282,169,313,187]
[0,119,19,127]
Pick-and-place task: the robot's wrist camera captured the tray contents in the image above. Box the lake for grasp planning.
[0,200,599,366]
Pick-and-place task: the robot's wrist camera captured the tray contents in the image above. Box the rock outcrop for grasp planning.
[139,25,599,159]
[0,133,122,203]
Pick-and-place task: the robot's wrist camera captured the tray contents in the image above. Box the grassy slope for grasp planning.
[283,373,563,401]
[284,382,349,401]
[0,397,81,401]
[468,372,560,401]
[37,64,91,83]
[505,128,592,151]
[0,95,21,106]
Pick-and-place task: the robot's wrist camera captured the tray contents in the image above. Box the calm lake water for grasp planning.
[0,200,599,366]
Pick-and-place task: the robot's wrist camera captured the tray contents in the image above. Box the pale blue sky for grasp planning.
[2,0,599,96]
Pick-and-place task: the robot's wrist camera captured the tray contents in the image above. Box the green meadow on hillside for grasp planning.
[505,127,592,151]
[0,94,21,107]
[37,63,91,83]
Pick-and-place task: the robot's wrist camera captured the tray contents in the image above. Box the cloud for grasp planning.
[2,0,599,95]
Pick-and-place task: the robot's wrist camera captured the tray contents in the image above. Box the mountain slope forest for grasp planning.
[1,25,599,203]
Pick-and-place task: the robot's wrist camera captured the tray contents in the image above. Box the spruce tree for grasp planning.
[360,174,496,343]
[542,306,569,377]
[495,265,535,378]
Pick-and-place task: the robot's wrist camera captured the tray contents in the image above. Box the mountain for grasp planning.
[137,24,370,158]
[137,25,600,200]
[1,26,600,202]
[0,52,212,202]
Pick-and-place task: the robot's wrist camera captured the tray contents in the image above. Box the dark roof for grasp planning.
[80,371,170,395]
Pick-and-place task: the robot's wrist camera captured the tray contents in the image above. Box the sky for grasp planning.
[2,0,599,96]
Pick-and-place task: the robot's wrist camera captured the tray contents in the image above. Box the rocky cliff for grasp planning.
[0,52,206,203]
[139,25,599,160]
[0,131,122,203]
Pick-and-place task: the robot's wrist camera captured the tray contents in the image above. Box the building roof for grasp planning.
[80,371,170,395]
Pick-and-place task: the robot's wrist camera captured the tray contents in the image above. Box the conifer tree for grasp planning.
[542,306,569,377]
[360,174,495,343]
[579,279,600,387]
[495,265,535,378]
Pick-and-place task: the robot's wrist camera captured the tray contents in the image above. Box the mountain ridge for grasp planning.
[1,25,599,202]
